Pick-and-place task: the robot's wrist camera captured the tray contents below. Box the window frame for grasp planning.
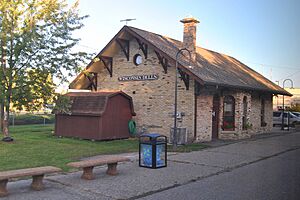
[222,95,235,131]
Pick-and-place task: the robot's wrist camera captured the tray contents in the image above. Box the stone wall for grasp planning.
[97,39,195,139]
[94,38,274,142]
[249,93,273,134]
[195,91,213,142]
[219,91,273,140]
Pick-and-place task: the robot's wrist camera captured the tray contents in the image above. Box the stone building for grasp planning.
[70,17,290,142]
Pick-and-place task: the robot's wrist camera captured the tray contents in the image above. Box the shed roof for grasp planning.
[64,91,135,116]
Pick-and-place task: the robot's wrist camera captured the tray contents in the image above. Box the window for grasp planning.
[223,96,235,130]
[284,113,293,118]
[242,96,247,130]
[261,99,266,127]
[133,54,143,66]
[293,112,300,117]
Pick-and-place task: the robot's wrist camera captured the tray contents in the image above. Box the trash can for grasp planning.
[139,133,167,169]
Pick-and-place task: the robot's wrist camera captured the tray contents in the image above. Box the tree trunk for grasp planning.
[0,102,3,132]
[3,87,11,138]
[2,110,8,137]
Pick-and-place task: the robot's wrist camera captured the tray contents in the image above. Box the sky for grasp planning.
[68,0,300,88]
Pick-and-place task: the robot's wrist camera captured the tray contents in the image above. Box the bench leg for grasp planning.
[31,175,44,191]
[106,163,118,175]
[82,166,94,180]
[0,179,8,197]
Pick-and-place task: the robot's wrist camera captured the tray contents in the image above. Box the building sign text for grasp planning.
[118,74,159,82]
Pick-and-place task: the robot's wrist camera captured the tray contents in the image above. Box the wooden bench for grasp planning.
[67,156,130,180]
[0,166,61,197]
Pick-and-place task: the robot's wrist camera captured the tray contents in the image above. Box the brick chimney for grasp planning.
[180,17,199,61]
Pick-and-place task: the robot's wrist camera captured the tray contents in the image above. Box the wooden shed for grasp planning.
[55,91,135,140]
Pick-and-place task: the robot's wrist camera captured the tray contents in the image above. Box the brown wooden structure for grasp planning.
[55,91,135,140]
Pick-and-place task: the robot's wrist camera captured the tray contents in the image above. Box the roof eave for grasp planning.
[70,26,129,88]
[204,82,292,96]
[125,26,205,85]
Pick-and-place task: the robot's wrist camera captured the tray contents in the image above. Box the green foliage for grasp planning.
[244,122,253,130]
[286,104,300,112]
[12,69,55,111]
[9,114,55,125]
[0,0,92,116]
[0,124,210,171]
[52,94,72,114]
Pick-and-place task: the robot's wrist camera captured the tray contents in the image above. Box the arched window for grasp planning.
[242,96,247,130]
[223,96,235,130]
[261,99,266,127]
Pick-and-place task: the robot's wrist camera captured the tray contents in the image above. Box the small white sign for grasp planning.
[118,74,159,81]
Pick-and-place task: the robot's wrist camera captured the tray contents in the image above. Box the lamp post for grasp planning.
[173,48,192,150]
[275,81,279,110]
[281,79,293,130]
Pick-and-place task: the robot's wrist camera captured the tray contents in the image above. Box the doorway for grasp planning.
[212,94,220,139]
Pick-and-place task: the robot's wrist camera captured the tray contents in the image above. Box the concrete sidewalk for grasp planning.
[2,130,300,200]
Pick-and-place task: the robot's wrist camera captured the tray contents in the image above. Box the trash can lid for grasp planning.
[140,133,163,138]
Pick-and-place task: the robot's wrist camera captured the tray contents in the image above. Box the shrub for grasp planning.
[286,104,300,112]
[244,122,253,130]
[9,114,55,125]
[222,121,235,130]
[52,95,72,115]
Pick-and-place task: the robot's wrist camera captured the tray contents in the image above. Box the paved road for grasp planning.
[2,131,300,200]
[138,148,300,200]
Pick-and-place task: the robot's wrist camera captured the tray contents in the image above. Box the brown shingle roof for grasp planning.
[70,26,290,96]
[128,26,290,95]
[65,91,135,116]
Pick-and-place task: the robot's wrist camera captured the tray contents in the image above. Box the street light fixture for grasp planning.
[281,79,294,130]
[275,81,279,109]
[173,48,192,150]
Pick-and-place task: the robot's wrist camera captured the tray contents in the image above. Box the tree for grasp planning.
[0,0,91,139]
[52,94,72,115]
[286,103,300,112]
[12,68,55,111]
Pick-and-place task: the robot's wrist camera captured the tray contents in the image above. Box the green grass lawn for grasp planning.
[0,124,208,172]
[0,124,139,171]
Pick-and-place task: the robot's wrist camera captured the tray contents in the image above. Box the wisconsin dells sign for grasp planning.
[118,74,159,82]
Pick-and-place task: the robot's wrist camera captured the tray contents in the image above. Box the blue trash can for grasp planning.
[139,133,167,169]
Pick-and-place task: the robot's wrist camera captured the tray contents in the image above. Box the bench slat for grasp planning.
[67,156,130,168]
[0,166,61,180]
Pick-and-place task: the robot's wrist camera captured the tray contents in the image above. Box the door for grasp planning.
[212,95,220,139]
